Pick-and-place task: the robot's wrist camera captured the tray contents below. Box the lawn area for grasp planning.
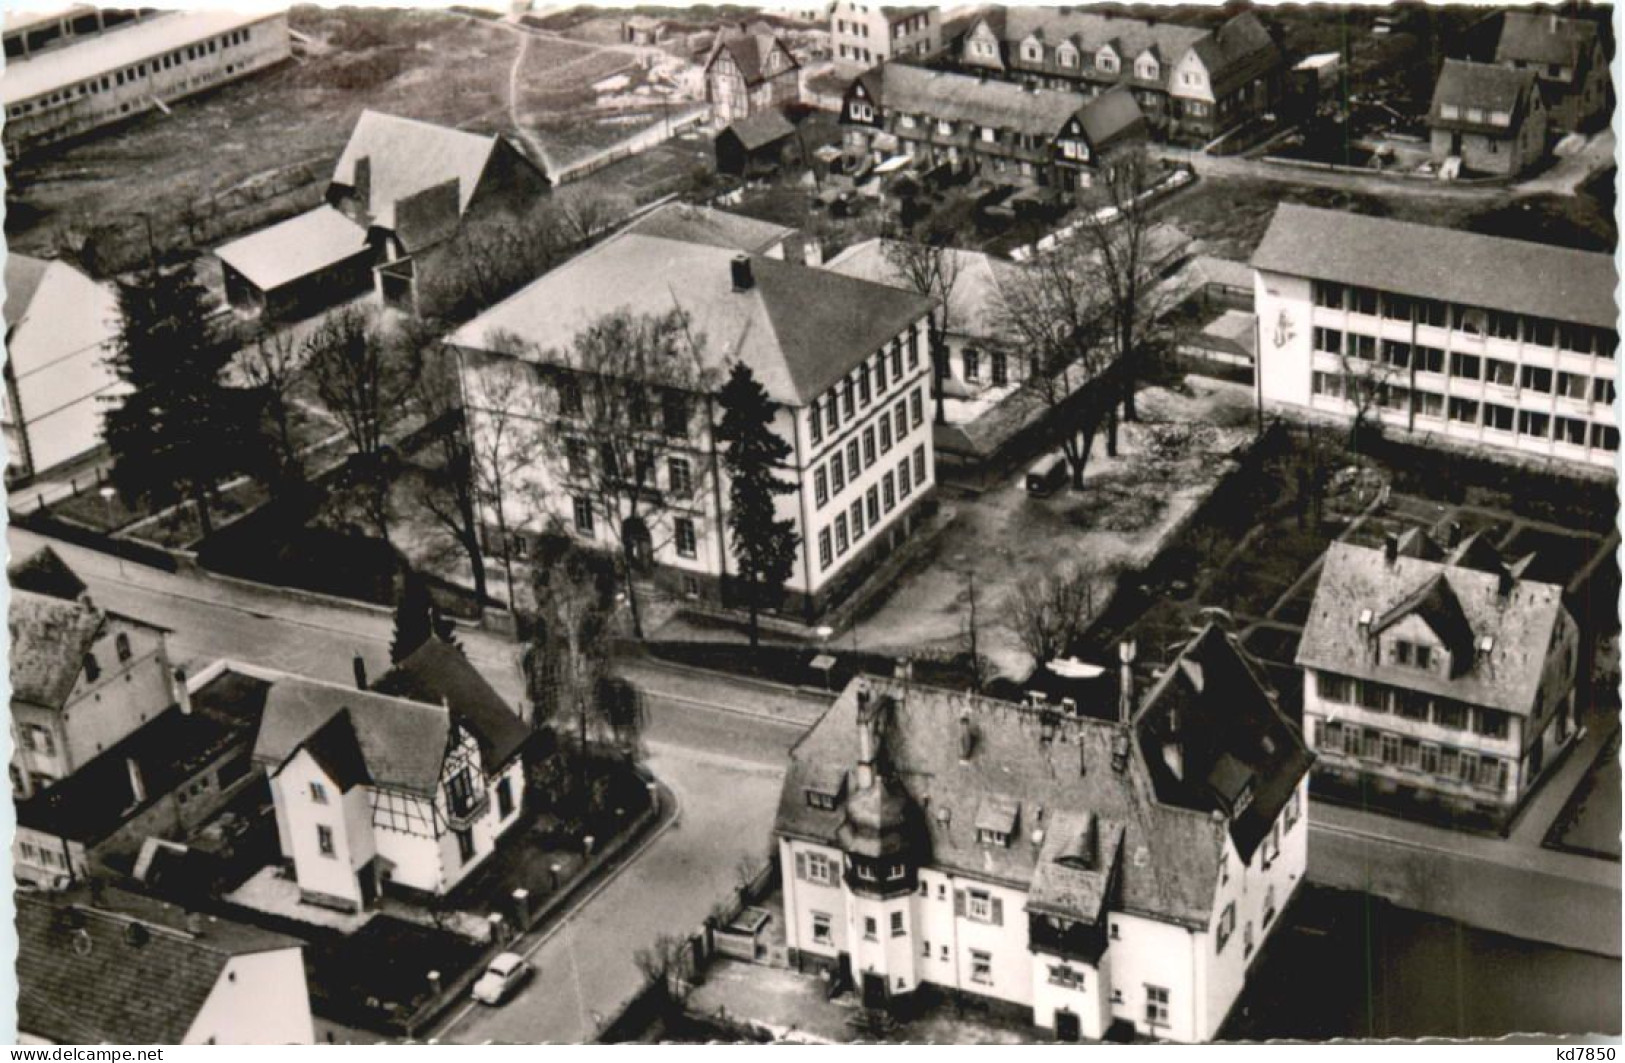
[6,6,523,273]
[1545,728,1623,861]
[312,914,486,1034]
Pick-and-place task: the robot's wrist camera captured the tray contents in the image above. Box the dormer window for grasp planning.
[1441,103,1460,120]
[1489,109,1511,127]
[1466,106,1484,123]
[1057,44,1076,68]
[885,861,907,881]
[977,828,1009,847]
[899,113,916,129]
[1137,56,1158,80]
[1022,39,1042,62]
[936,119,953,137]
[1097,48,1118,73]
[856,862,878,882]
[805,790,839,810]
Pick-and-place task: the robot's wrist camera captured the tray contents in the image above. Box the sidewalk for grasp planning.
[613,656,834,730]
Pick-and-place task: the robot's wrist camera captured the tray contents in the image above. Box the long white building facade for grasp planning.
[447,210,938,620]
[1252,204,1619,474]
[776,627,1314,1043]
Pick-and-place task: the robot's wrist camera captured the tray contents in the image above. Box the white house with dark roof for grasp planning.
[250,642,529,912]
[958,10,1282,141]
[447,224,937,620]
[1251,204,1620,473]
[1494,10,1611,133]
[17,886,313,1045]
[2,254,126,482]
[1297,530,1579,824]
[775,626,1312,1042]
[1427,59,1547,177]
[8,548,178,800]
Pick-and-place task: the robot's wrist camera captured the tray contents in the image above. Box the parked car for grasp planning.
[472,952,534,1005]
[1025,452,1069,497]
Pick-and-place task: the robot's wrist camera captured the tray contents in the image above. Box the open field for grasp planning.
[5,7,525,273]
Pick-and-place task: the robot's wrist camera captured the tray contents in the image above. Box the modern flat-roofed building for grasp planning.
[2,8,292,155]
[1251,204,1619,474]
[775,626,1312,1042]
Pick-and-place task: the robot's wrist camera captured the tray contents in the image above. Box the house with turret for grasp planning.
[774,626,1312,1042]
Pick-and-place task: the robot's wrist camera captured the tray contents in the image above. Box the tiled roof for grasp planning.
[1429,59,1538,134]
[252,672,451,797]
[722,108,797,152]
[1495,10,1599,69]
[856,63,1093,140]
[1187,12,1281,100]
[372,637,530,770]
[823,238,1028,340]
[1134,626,1314,861]
[447,232,934,408]
[1250,203,1618,330]
[996,9,1207,89]
[17,888,300,1045]
[10,589,102,709]
[4,253,50,329]
[8,545,89,603]
[622,201,793,255]
[708,33,797,86]
[1297,540,1569,716]
[330,110,500,231]
[773,676,1241,936]
[1072,86,1146,147]
[213,206,370,293]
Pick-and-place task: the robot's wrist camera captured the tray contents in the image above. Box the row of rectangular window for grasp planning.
[9,26,255,116]
[1315,719,1510,791]
[571,499,698,560]
[814,389,925,507]
[808,333,920,447]
[1316,328,1618,402]
[1314,673,1512,738]
[1311,281,1617,358]
[816,448,925,570]
[1309,372,1621,451]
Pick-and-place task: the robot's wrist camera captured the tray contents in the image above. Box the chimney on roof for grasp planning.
[958,713,975,761]
[1117,640,1137,725]
[1551,13,1559,32]
[1497,565,1515,598]
[354,156,372,212]
[172,666,191,715]
[1445,520,1462,549]
[353,653,368,691]
[88,877,106,907]
[185,911,205,937]
[730,254,755,292]
[855,679,876,789]
[1383,533,1399,565]
[126,757,146,806]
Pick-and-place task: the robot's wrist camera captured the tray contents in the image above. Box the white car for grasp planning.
[471,952,534,1005]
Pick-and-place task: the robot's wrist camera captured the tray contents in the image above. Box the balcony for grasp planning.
[445,792,490,831]
[1028,914,1107,964]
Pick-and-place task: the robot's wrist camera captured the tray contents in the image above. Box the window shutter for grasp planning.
[796,853,807,881]
[992,897,1004,926]
[954,889,966,918]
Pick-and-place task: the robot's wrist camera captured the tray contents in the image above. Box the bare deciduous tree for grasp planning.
[1338,348,1399,450]
[554,186,633,245]
[238,326,306,496]
[303,305,408,541]
[1076,147,1181,445]
[995,245,1116,489]
[1003,562,1098,667]
[883,238,963,426]
[634,933,694,1020]
[527,308,715,638]
[421,206,565,322]
[458,333,546,607]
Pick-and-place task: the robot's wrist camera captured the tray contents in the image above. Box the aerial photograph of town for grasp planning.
[1,0,1619,1047]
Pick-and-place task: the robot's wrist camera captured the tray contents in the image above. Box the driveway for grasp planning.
[1516,129,1617,196]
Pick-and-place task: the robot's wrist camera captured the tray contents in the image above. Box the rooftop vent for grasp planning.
[124,923,150,948]
[958,714,975,761]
